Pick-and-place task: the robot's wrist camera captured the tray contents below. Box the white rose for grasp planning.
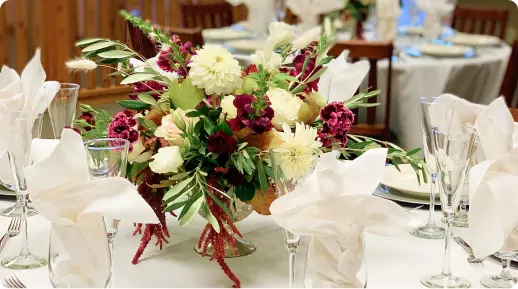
[268,88,303,129]
[149,146,184,174]
[292,27,322,50]
[221,95,237,119]
[266,22,296,50]
[128,138,152,164]
[251,50,282,72]
[155,113,185,147]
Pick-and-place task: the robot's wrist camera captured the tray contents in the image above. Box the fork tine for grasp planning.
[7,217,16,231]
[4,274,17,288]
[6,272,25,288]
[14,216,21,231]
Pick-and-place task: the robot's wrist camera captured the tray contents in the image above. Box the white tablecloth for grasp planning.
[0,193,508,288]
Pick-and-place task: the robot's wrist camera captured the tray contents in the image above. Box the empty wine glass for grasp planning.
[410,97,445,239]
[1,111,47,269]
[84,138,129,287]
[45,83,80,139]
[421,126,475,288]
[480,250,518,288]
[270,147,320,288]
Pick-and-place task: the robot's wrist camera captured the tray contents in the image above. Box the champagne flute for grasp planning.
[421,126,475,288]
[270,147,320,288]
[45,83,80,139]
[1,111,47,269]
[410,97,445,239]
[84,138,129,287]
[480,250,518,288]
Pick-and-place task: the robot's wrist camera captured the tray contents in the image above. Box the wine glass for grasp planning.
[1,111,47,269]
[421,126,475,288]
[45,83,80,139]
[84,138,129,287]
[270,147,320,288]
[410,97,446,239]
[480,250,518,288]
[49,217,112,288]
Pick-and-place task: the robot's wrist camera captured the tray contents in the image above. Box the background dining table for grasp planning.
[0,188,508,288]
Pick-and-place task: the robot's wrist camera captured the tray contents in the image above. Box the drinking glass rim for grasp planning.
[419,96,441,105]
[269,147,321,156]
[84,138,130,151]
[8,111,44,120]
[44,82,80,90]
[431,126,476,136]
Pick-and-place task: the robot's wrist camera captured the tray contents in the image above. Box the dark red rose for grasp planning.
[207,131,238,153]
[226,168,246,187]
[214,167,229,174]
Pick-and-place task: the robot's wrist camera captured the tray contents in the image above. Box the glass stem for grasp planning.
[426,173,438,227]
[289,252,296,288]
[109,239,115,287]
[441,212,454,276]
[499,257,513,280]
[20,192,31,257]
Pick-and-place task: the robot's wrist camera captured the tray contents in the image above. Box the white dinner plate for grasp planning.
[380,164,430,198]
[227,39,265,53]
[418,44,473,58]
[374,186,440,206]
[446,33,501,47]
[202,27,251,41]
[401,26,453,36]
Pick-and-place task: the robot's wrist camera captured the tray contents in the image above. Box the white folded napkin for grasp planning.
[270,148,410,287]
[0,49,60,187]
[226,0,276,33]
[468,97,518,258]
[417,0,453,39]
[429,94,486,133]
[318,50,370,104]
[25,129,159,286]
[286,0,344,31]
[376,0,401,40]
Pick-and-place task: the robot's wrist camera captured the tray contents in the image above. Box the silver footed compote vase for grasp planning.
[270,147,320,288]
[2,111,47,269]
[421,126,475,288]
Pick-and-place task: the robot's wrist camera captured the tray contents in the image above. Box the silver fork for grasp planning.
[454,236,486,264]
[0,216,21,253]
[3,271,26,288]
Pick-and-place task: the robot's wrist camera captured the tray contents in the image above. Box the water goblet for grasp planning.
[270,147,320,288]
[409,97,446,239]
[84,138,129,287]
[421,126,475,288]
[1,111,47,269]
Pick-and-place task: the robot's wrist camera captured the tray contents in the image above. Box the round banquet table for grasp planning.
[0,191,508,288]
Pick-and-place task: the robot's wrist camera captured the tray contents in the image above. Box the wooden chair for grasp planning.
[161,26,205,48]
[452,5,509,40]
[501,40,518,107]
[328,40,394,140]
[510,108,518,122]
[180,2,235,29]
[127,22,157,59]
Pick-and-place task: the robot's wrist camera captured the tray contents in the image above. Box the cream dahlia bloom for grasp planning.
[221,95,237,119]
[268,88,303,129]
[149,146,183,174]
[188,45,242,95]
[274,123,322,181]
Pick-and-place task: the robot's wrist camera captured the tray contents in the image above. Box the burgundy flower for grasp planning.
[242,64,259,77]
[108,110,140,151]
[207,131,238,153]
[226,168,246,187]
[282,52,322,94]
[228,94,274,134]
[318,102,355,148]
[157,47,175,73]
[130,81,167,100]
[78,111,95,131]
[64,126,81,135]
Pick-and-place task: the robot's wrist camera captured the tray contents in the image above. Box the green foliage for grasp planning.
[117,100,152,111]
[74,104,111,140]
[168,79,205,110]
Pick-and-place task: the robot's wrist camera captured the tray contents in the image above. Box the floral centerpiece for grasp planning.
[66,10,425,287]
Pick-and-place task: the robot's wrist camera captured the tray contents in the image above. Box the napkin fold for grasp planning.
[0,49,60,187]
[376,0,401,41]
[318,50,370,104]
[468,97,518,258]
[286,0,343,31]
[429,93,486,133]
[270,148,410,287]
[25,130,159,286]
[417,0,453,39]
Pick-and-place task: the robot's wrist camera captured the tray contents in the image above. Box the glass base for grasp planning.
[194,236,256,258]
[410,223,446,239]
[480,275,518,288]
[421,274,471,288]
[442,214,469,228]
[0,204,38,217]
[2,253,47,270]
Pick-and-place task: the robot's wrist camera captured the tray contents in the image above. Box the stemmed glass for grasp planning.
[45,83,80,139]
[1,111,47,269]
[270,147,320,288]
[480,250,518,288]
[421,126,475,288]
[410,97,445,239]
[84,138,130,287]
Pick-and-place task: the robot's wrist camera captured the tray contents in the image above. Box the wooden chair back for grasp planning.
[452,5,509,39]
[501,40,518,107]
[127,22,157,59]
[328,40,394,140]
[180,2,234,29]
[510,108,518,122]
[162,26,205,48]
